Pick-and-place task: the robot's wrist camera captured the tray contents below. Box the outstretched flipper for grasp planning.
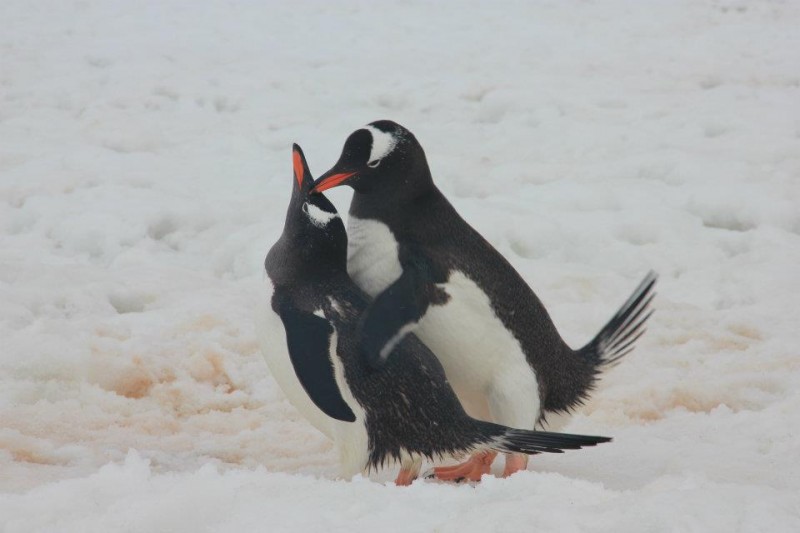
[275,296,357,422]
[359,248,446,369]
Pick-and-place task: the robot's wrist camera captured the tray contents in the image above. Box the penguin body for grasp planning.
[347,222,540,427]
[312,121,655,477]
[257,145,611,483]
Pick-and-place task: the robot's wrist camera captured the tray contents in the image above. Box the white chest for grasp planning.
[347,216,402,297]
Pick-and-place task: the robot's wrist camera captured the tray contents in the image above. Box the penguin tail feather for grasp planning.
[484,425,612,455]
[578,270,658,369]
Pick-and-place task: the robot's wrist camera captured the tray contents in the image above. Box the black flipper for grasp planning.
[276,298,357,422]
[359,249,445,370]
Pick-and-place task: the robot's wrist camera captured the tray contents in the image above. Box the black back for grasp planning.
[354,184,593,413]
[320,121,597,414]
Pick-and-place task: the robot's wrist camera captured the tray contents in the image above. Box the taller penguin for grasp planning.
[312,120,656,481]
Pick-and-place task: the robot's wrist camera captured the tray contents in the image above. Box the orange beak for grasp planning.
[311,172,357,193]
[292,149,304,188]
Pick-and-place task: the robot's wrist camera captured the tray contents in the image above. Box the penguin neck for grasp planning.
[350,183,439,227]
[266,227,348,287]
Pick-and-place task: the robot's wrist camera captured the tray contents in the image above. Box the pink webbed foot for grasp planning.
[432,451,498,482]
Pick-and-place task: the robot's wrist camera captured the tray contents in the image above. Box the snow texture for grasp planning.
[1,1,799,531]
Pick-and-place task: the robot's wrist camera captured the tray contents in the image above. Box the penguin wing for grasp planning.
[360,248,445,369]
[277,299,357,422]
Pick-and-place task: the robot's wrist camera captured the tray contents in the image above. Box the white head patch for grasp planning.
[303,202,338,227]
[363,125,397,166]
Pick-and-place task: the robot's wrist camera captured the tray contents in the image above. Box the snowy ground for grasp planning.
[2,1,799,531]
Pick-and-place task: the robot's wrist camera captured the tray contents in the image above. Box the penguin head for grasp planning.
[274,144,347,273]
[311,120,432,196]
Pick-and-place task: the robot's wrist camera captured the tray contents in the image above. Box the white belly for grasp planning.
[327,328,369,477]
[346,218,541,429]
[255,280,368,475]
[416,272,541,430]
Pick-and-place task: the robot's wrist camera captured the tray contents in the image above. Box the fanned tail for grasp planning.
[484,424,611,455]
[579,271,658,368]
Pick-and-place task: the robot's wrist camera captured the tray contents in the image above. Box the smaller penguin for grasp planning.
[256,144,611,484]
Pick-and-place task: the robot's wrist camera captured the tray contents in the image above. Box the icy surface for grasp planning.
[1,1,799,531]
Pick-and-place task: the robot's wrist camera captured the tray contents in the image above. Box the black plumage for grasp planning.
[311,120,657,424]
[264,145,611,479]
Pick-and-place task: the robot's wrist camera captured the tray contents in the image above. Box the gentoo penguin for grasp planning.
[257,144,611,485]
[311,121,656,481]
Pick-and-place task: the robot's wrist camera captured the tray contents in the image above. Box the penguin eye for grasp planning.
[367,159,381,169]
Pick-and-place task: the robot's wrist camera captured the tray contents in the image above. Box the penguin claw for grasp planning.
[422,469,469,484]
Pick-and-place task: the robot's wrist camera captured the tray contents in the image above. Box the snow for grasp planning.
[1,0,799,531]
